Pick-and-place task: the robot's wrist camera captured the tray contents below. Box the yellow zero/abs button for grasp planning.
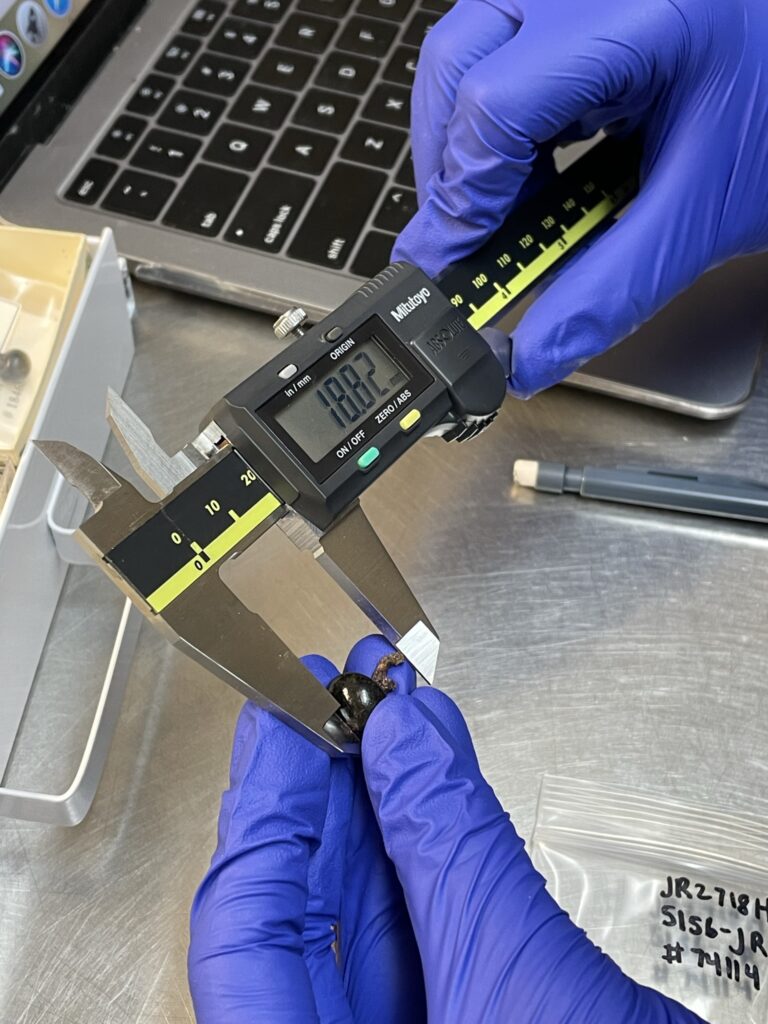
[399,409,421,432]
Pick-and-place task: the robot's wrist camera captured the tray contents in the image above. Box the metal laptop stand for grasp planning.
[0,229,137,825]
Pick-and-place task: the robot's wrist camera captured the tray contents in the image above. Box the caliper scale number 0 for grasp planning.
[169,465,260,572]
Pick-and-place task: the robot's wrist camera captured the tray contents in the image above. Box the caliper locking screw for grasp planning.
[273,307,308,341]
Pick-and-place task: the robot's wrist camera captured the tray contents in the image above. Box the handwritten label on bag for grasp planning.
[659,876,768,993]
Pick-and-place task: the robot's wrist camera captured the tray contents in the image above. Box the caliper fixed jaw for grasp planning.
[34,393,440,752]
[34,437,355,755]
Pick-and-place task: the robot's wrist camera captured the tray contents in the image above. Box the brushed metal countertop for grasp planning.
[2,283,767,1022]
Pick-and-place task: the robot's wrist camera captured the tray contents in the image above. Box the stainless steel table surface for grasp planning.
[2,283,768,1023]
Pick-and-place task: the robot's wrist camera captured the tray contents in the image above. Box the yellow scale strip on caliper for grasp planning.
[467,195,619,330]
[147,492,282,613]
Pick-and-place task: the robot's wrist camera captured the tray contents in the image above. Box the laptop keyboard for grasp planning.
[63,0,454,280]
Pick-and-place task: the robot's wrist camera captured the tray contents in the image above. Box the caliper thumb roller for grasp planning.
[36,263,506,755]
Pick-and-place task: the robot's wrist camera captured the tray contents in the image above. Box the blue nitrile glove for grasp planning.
[393,0,768,397]
[187,636,426,1024]
[362,684,708,1024]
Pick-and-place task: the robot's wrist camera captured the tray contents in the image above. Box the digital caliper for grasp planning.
[37,137,640,755]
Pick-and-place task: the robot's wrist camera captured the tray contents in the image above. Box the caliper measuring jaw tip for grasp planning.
[33,397,439,753]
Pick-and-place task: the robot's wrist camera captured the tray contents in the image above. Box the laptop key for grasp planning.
[298,0,352,15]
[159,89,226,135]
[253,48,316,90]
[289,162,385,268]
[276,14,337,54]
[186,52,250,96]
[382,45,418,86]
[163,164,248,236]
[204,123,270,170]
[403,10,440,46]
[421,0,454,11]
[182,1,226,37]
[269,126,337,175]
[226,169,314,251]
[337,16,396,58]
[351,230,395,278]
[102,170,176,220]
[131,129,202,177]
[395,148,415,187]
[293,88,357,132]
[374,186,417,232]
[230,84,295,130]
[155,35,202,75]
[97,115,147,160]
[210,17,271,59]
[233,0,290,22]
[127,74,175,117]
[65,159,117,206]
[315,53,377,95]
[341,121,406,168]
[363,83,410,128]
[357,0,412,21]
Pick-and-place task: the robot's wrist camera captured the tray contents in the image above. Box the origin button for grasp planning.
[357,447,380,470]
[323,325,343,343]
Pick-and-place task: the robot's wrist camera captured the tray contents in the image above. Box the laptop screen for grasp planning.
[0,1,96,118]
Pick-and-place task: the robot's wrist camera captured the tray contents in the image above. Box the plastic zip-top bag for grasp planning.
[531,776,768,1023]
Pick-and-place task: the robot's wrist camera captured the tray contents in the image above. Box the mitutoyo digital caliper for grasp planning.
[37,137,639,755]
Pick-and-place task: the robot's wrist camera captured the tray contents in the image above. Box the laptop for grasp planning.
[0,0,763,419]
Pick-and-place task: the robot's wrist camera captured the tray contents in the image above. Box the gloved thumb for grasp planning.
[361,690,709,1024]
[362,688,509,874]
[509,153,715,397]
[361,688,560,1019]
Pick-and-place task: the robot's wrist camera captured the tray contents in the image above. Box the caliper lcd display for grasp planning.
[273,338,408,463]
[259,317,434,482]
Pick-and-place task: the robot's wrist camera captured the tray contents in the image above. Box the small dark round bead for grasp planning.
[329,672,392,740]
[0,349,31,383]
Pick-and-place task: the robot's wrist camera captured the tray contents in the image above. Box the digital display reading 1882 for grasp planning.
[274,339,408,463]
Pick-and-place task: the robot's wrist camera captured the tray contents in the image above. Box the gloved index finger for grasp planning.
[303,640,423,1023]
[411,0,519,204]
[397,2,682,278]
[189,675,335,1023]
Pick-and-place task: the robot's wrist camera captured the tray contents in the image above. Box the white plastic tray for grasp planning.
[0,228,138,825]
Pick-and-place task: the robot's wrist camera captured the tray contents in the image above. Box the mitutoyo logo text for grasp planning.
[390,287,431,323]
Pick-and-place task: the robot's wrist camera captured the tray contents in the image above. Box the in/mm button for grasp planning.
[357,447,380,471]
[399,409,421,432]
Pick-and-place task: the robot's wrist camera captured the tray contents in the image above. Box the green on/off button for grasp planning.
[357,447,380,471]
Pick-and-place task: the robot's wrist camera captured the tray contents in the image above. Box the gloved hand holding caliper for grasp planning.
[395,0,768,397]
[188,635,709,1024]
